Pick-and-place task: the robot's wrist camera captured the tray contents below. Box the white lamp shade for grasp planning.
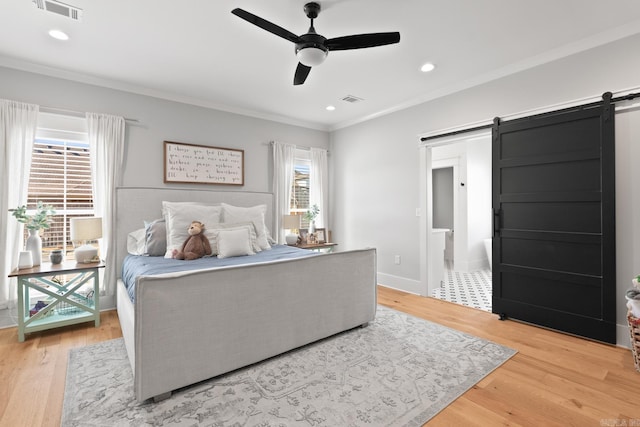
[70,217,102,241]
[296,47,327,67]
[283,214,301,230]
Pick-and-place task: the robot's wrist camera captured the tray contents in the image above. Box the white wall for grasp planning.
[614,105,640,346]
[0,66,330,193]
[466,137,492,271]
[331,33,640,346]
[0,66,330,309]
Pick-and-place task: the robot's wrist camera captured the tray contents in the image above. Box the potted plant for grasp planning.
[12,201,56,266]
[303,204,320,233]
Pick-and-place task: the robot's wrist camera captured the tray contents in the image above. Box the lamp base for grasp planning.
[74,245,98,263]
[285,234,299,245]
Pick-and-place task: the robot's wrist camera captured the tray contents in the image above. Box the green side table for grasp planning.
[8,260,103,342]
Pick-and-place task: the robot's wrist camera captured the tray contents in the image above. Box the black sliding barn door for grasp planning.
[492,97,616,344]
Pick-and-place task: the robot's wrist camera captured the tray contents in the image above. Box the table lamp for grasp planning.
[283,214,301,245]
[70,217,102,263]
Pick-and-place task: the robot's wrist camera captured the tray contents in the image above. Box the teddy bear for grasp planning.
[173,221,212,260]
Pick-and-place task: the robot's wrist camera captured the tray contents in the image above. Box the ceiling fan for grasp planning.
[231,2,400,85]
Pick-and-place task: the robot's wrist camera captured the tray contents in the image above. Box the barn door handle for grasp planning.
[493,209,502,236]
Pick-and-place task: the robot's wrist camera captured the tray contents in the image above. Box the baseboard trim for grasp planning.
[377,273,424,296]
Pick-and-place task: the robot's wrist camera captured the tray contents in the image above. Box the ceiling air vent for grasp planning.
[32,0,83,21]
[341,95,364,103]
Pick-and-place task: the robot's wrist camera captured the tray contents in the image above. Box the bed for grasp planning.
[115,187,377,403]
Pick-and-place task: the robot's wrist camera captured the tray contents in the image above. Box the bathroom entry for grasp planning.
[422,132,493,311]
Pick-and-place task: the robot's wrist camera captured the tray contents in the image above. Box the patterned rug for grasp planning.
[62,306,515,426]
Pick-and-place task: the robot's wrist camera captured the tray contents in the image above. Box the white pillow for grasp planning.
[220,203,271,250]
[208,222,261,255]
[162,201,222,252]
[127,228,146,255]
[215,228,255,259]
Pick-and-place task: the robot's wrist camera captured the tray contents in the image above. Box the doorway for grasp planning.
[418,130,492,311]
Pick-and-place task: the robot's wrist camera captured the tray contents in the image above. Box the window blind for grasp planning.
[27,139,93,251]
[289,159,310,227]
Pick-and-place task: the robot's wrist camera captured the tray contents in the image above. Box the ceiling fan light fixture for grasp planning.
[232,4,400,85]
[296,46,327,67]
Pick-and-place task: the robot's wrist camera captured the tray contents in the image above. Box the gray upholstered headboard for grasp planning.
[115,187,274,277]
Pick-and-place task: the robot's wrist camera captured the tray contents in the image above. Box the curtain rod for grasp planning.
[419,88,640,143]
[267,141,330,154]
[39,105,139,124]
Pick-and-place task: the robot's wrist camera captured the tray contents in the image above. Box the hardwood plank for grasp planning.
[376,286,640,426]
[1,289,639,426]
[0,310,122,427]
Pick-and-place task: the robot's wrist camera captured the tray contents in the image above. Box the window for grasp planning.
[290,150,311,227]
[25,113,92,257]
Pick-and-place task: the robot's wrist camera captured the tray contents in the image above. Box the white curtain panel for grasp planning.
[0,99,38,308]
[86,112,125,296]
[310,147,329,230]
[272,141,296,244]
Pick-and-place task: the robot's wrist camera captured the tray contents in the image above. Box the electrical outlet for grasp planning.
[415,208,421,217]
[394,255,401,265]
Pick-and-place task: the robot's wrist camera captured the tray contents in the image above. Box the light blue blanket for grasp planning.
[122,245,317,303]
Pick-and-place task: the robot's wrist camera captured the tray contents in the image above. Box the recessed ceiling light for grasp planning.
[326,105,336,111]
[421,62,436,73]
[49,29,69,41]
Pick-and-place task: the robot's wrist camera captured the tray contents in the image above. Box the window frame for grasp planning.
[25,113,92,258]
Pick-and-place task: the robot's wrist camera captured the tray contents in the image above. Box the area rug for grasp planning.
[62,306,516,426]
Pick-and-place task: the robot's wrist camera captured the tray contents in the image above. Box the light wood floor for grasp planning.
[1,286,639,426]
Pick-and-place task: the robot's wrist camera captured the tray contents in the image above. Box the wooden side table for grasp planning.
[8,261,104,342]
[295,242,337,252]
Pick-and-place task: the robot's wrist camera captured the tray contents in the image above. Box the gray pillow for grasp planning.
[144,219,166,256]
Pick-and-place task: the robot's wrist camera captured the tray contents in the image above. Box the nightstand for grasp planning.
[8,261,104,342]
[295,242,337,252]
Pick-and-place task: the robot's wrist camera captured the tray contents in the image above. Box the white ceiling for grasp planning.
[1,0,640,130]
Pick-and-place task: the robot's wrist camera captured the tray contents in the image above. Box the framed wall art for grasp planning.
[164,141,244,185]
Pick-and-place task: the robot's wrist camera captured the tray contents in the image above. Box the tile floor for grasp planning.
[432,261,493,312]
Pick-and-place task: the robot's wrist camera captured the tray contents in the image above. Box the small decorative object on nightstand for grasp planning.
[49,249,63,264]
[315,228,326,244]
[18,251,33,269]
[71,217,102,263]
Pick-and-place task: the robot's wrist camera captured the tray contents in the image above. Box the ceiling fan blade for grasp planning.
[294,63,312,86]
[231,8,299,43]
[325,32,400,51]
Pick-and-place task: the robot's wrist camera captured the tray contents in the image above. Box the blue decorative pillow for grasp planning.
[144,219,166,256]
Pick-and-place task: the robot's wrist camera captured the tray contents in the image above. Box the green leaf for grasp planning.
[11,202,56,230]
